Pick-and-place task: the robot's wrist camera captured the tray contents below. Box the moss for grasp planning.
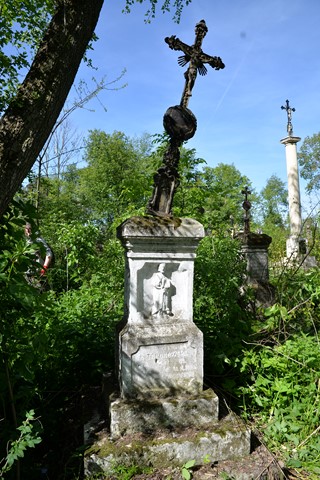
[122,215,182,229]
[84,411,250,474]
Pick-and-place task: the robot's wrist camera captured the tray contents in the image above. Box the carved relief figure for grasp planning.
[151,263,173,316]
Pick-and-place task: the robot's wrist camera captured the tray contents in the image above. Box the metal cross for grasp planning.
[165,20,225,108]
[241,186,251,234]
[281,99,295,136]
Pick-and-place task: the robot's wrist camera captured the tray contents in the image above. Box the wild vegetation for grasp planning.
[1,1,320,478]
[0,127,320,479]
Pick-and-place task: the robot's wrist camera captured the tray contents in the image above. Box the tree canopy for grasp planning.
[298,132,320,193]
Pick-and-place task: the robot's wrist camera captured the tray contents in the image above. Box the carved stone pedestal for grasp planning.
[114,216,205,404]
[83,216,251,477]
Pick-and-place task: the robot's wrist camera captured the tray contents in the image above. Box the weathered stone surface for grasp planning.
[84,413,251,478]
[117,216,204,241]
[109,388,218,439]
[236,232,272,284]
[119,322,203,399]
[116,216,205,401]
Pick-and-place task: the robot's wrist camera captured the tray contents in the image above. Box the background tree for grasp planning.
[0,0,104,217]
[298,132,320,194]
[200,163,252,234]
[0,0,193,217]
[259,174,288,229]
[78,129,155,225]
[171,157,252,234]
[0,0,54,112]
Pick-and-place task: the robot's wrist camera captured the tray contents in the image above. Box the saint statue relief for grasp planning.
[151,263,173,316]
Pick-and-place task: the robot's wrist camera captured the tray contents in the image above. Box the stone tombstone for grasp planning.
[116,216,205,400]
[236,232,272,284]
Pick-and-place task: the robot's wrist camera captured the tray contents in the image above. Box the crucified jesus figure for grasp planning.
[165,19,225,108]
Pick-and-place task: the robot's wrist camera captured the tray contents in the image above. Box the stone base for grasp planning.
[84,412,251,478]
[109,388,219,439]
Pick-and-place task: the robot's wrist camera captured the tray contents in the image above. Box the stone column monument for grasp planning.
[280,100,303,259]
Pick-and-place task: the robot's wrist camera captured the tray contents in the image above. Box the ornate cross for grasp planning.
[165,20,225,108]
[281,99,295,136]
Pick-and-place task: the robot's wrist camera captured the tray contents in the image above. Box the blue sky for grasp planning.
[67,0,320,213]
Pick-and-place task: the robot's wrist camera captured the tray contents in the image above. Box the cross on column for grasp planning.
[165,20,225,108]
[281,99,295,136]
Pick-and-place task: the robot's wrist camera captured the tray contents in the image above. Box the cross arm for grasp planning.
[199,51,225,71]
[165,35,194,57]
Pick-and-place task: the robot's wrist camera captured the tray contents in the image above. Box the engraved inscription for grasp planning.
[132,342,197,391]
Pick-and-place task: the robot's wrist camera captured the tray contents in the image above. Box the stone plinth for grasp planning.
[84,413,251,477]
[83,216,252,476]
[115,216,205,401]
[109,388,219,439]
[236,232,272,284]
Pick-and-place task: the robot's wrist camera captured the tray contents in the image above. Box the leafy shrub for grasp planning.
[194,235,251,376]
[0,410,42,478]
[237,268,320,475]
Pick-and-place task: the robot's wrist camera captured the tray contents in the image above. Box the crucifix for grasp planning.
[281,99,295,136]
[146,21,224,218]
[165,19,225,108]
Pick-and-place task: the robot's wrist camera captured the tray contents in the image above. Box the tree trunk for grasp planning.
[0,0,104,216]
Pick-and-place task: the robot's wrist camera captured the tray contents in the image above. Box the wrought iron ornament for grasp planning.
[281,99,295,136]
[147,20,224,217]
[165,19,225,108]
[241,186,251,234]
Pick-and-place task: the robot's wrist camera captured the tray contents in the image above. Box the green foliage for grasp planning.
[181,459,195,479]
[298,132,320,193]
[0,0,54,111]
[40,268,123,388]
[194,235,250,374]
[239,334,320,472]
[0,410,42,478]
[259,174,288,228]
[237,268,320,474]
[0,199,49,415]
[219,474,236,480]
[110,462,153,479]
[124,0,193,23]
[199,164,252,233]
[172,159,253,234]
[172,146,206,219]
[0,199,124,476]
[29,129,158,233]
